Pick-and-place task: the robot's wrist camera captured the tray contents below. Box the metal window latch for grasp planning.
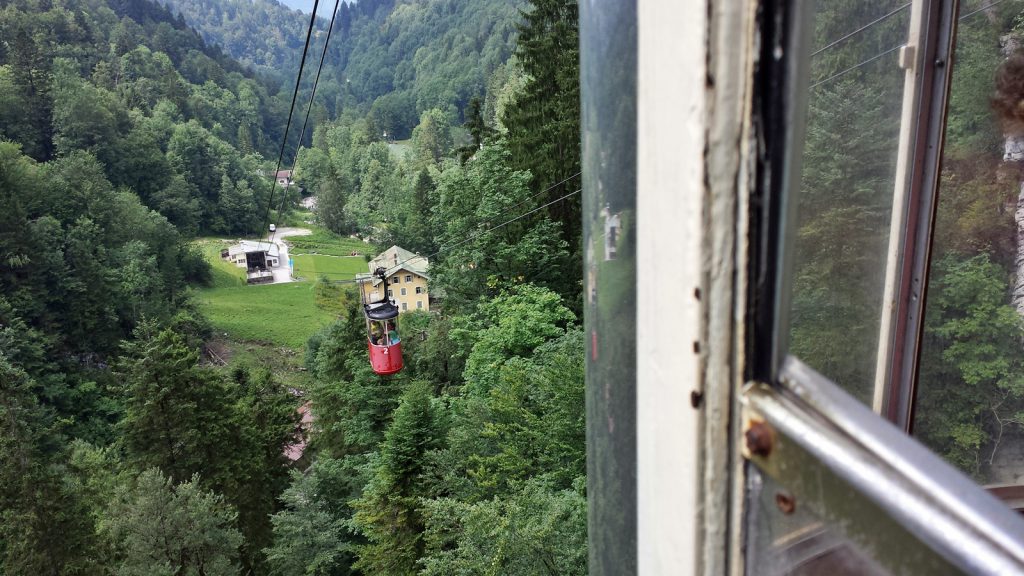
[898,44,916,70]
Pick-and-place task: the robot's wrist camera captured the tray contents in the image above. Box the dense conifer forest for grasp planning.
[159,0,526,141]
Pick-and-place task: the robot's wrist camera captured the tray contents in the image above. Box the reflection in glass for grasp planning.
[745,469,889,576]
[915,2,1024,487]
[581,0,637,572]
[787,1,910,404]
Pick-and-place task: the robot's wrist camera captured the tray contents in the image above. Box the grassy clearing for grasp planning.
[292,254,367,281]
[287,228,376,257]
[194,238,247,288]
[212,338,314,391]
[387,139,412,159]
[191,236,339,391]
[196,282,336,349]
[279,209,315,228]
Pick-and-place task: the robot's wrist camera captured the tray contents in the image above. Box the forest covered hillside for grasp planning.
[158,0,525,139]
[0,0,304,237]
[0,0,585,573]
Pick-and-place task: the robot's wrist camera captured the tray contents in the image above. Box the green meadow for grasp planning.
[287,228,375,257]
[195,281,336,350]
[195,239,247,288]
[193,231,368,352]
[291,254,367,281]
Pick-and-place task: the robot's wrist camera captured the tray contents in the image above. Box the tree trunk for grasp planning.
[1000,36,1024,317]
[1013,176,1024,316]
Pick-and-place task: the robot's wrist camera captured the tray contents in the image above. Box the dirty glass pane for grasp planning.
[786,1,911,404]
[914,1,1024,488]
[581,0,637,573]
[746,469,891,576]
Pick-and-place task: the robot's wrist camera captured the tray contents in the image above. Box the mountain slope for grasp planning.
[0,0,290,235]
[160,0,526,137]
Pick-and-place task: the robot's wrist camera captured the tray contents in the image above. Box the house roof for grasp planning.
[228,240,280,258]
[275,170,293,179]
[356,245,429,286]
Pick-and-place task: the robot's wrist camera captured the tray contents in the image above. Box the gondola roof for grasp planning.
[364,300,400,320]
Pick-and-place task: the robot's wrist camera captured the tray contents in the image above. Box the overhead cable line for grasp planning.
[464,170,581,235]
[811,0,1021,89]
[313,187,584,282]
[270,0,342,245]
[959,0,1016,21]
[302,170,580,279]
[424,186,583,262]
[811,3,911,58]
[810,44,902,89]
[256,0,321,251]
[344,174,581,277]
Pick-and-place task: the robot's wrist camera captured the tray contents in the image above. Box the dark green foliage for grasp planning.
[101,468,244,576]
[917,255,1024,477]
[0,0,289,236]
[307,314,404,456]
[350,380,443,575]
[118,323,235,483]
[264,457,363,576]
[0,141,207,457]
[420,479,587,576]
[430,141,576,309]
[946,19,1004,156]
[118,325,298,573]
[502,0,581,248]
[281,278,585,573]
[0,356,103,575]
[232,371,301,574]
[163,0,524,138]
[789,74,901,402]
[457,95,492,162]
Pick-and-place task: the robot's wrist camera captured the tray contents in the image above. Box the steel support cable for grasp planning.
[304,169,580,278]
[811,3,911,58]
[812,0,1021,89]
[959,0,1016,21]
[256,0,321,251]
[457,170,581,236]
[810,44,903,89]
[346,178,582,277]
[270,0,343,245]
[315,187,584,282]
[423,186,583,261]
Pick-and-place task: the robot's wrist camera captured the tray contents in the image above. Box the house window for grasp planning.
[416,286,422,294]
[402,302,407,311]
[392,277,400,284]
[388,289,393,298]
[405,275,412,282]
[401,288,407,296]
[417,301,423,309]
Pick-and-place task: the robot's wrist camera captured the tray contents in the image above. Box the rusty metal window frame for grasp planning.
[872,0,959,431]
[744,0,1024,573]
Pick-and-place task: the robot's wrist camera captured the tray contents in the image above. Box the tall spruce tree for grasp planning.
[502,0,581,246]
[351,381,443,574]
[117,323,234,485]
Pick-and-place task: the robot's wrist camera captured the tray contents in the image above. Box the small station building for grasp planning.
[223,240,280,284]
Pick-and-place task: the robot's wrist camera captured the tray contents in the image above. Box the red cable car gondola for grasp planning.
[364,269,403,375]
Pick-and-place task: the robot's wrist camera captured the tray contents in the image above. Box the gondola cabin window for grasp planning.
[581,0,1024,573]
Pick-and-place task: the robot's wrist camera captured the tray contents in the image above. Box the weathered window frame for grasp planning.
[743,0,1024,573]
